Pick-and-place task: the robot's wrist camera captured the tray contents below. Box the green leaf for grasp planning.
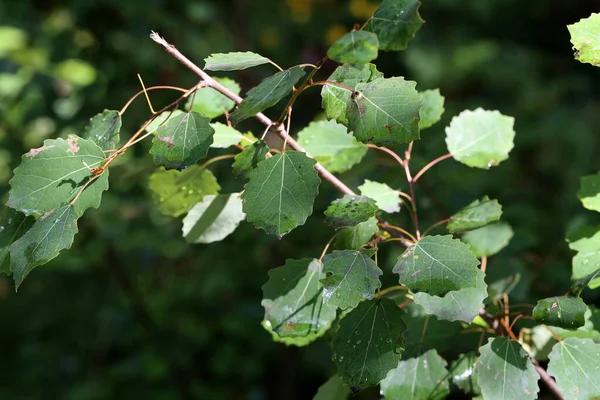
[204,51,270,71]
[450,353,481,396]
[324,195,378,229]
[447,196,502,233]
[412,269,488,323]
[242,151,320,237]
[380,349,450,400]
[445,108,515,169]
[232,140,269,179]
[364,0,424,51]
[358,180,400,213]
[145,110,185,134]
[334,217,378,250]
[332,299,406,390]
[82,109,121,151]
[185,77,240,118]
[461,222,513,257]
[401,303,462,355]
[148,166,220,217]
[548,338,600,398]
[209,122,244,148]
[0,207,34,275]
[419,89,445,130]
[577,172,600,212]
[533,296,587,329]
[313,375,350,400]
[150,111,214,170]
[568,14,600,67]
[182,193,245,244]
[566,225,600,288]
[10,204,80,289]
[321,250,382,309]
[230,66,306,126]
[475,337,539,400]
[347,77,421,147]
[321,63,383,125]
[8,135,109,216]
[327,30,379,66]
[394,235,480,296]
[297,120,367,173]
[261,258,336,346]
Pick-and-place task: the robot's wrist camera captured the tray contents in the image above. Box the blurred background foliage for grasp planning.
[1,0,600,399]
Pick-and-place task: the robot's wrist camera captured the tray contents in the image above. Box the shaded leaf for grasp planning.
[327,30,379,66]
[321,63,383,125]
[577,172,600,212]
[380,349,450,400]
[324,195,378,229]
[204,51,270,71]
[445,108,515,169]
[230,66,306,125]
[0,206,34,275]
[82,109,121,151]
[242,151,320,237]
[447,196,502,233]
[8,135,109,216]
[150,111,214,170]
[209,122,244,148]
[232,140,269,179]
[486,258,529,301]
[148,166,220,217]
[461,222,513,257]
[533,296,587,330]
[450,353,481,396]
[475,337,539,400]
[332,299,406,390]
[186,77,240,118]
[567,225,600,289]
[321,250,382,309]
[347,77,421,146]
[334,217,378,250]
[297,120,366,173]
[358,179,400,213]
[364,0,424,51]
[419,89,445,129]
[568,14,600,67]
[548,338,600,399]
[401,303,462,355]
[394,235,480,296]
[313,375,350,400]
[182,193,245,244]
[261,258,336,346]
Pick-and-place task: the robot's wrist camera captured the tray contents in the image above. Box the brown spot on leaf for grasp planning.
[26,145,55,158]
[67,136,80,154]
[159,136,175,148]
[384,124,398,135]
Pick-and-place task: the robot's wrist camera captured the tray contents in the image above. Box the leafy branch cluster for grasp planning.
[2,1,600,399]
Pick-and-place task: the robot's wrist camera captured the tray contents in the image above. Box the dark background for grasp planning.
[1,0,599,398]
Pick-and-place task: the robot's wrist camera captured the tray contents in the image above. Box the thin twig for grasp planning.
[531,358,564,400]
[422,218,450,237]
[119,85,190,114]
[367,144,405,167]
[413,153,452,183]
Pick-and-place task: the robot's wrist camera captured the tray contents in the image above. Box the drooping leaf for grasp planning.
[182,193,245,244]
[577,172,600,212]
[445,108,515,169]
[261,258,336,346]
[566,225,600,288]
[8,135,109,216]
[332,299,406,390]
[486,258,529,301]
[313,375,350,400]
[380,349,450,400]
[419,89,445,129]
[461,222,513,257]
[82,109,121,151]
[450,353,481,396]
[230,66,306,126]
[10,204,80,289]
[347,77,421,147]
[358,180,401,213]
[209,122,244,148]
[547,338,600,398]
[401,303,462,355]
[150,111,214,170]
[204,51,270,71]
[334,217,379,250]
[324,195,378,229]
[232,140,269,179]
[447,196,502,233]
[321,250,382,309]
[297,120,367,173]
[533,296,587,330]
[394,235,480,296]
[321,63,383,125]
[145,110,185,134]
[327,30,379,66]
[364,0,424,51]
[475,337,539,400]
[242,151,320,237]
[412,269,488,323]
[185,77,240,118]
[568,13,600,67]
[148,166,220,217]
[0,206,34,275]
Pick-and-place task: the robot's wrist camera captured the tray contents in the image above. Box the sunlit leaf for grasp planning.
[533,296,587,329]
[419,89,445,129]
[324,195,378,229]
[82,109,121,151]
[145,110,185,134]
[577,172,600,212]
[334,217,378,250]
[182,193,245,244]
[547,338,600,398]
[313,375,350,400]
[232,140,269,179]
[186,77,240,118]
[0,206,34,275]
[566,225,600,288]
[209,122,244,148]
[327,30,379,66]
[204,51,270,71]
[461,222,513,257]
[447,196,502,233]
[364,0,424,51]
[358,180,400,213]
[568,13,600,67]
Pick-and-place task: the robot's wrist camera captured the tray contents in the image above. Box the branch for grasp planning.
[531,358,564,400]
[150,31,355,196]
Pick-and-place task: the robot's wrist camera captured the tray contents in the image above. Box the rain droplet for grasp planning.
[160,198,165,202]
[181,186,187,191]
[0,226,4,233]
[356,339,362,345]
[187,190,194,195]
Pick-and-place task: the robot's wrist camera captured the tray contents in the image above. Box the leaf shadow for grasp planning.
[490,339,529,370]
